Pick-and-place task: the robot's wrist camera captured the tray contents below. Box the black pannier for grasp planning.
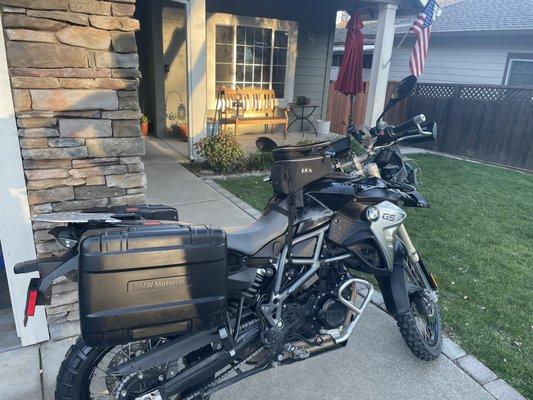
[269,141,332,195]
[78,224,227,346]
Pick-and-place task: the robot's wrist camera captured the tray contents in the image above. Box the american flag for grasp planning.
[409,0,439,77]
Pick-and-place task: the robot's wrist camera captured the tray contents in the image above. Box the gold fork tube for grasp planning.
[397,224,420,263]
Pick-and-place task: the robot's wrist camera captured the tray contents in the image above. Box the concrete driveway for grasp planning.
[143,138,495,400]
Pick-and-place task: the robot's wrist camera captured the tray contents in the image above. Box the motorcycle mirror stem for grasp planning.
[375,74,418,127]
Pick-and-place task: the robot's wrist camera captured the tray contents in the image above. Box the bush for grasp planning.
[296,138,317,146]
[245,151,274,171]
[197,130,245,174]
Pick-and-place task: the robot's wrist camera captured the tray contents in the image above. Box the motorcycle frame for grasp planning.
[260,224,352,329]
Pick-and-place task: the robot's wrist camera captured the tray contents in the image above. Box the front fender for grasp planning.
[375,239,410,317]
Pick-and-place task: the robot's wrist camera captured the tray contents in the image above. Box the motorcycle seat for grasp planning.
[224,201,288,255]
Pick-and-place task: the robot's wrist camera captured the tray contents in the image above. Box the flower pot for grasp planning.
[316,120,331,135]
[177,123,189,142]
[140,122,149,136]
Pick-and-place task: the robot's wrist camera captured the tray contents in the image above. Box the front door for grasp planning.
[136,0,191,159]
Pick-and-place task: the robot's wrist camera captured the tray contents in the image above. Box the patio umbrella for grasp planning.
[334,4,365,132]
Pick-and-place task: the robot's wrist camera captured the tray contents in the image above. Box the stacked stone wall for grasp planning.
[0,0,144,339]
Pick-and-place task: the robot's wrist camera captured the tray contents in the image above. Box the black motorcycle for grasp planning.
[17,76,441,400]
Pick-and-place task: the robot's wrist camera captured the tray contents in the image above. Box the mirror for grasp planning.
[376,75,418,125]
[391,75,417,101]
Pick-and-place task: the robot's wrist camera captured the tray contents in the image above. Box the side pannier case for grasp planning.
[269,141,333,195]
[78,224,227,346]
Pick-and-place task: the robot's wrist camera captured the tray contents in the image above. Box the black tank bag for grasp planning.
[268,142,332,257]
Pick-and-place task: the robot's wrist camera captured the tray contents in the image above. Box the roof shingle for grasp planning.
[335,0,533,43]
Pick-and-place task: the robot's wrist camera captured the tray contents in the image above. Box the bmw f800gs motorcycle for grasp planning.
[17,76,441,400]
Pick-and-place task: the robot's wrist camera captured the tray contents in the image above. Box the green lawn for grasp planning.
[216,154,533,397]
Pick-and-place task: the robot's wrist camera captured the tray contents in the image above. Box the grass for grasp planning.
[216,154,533,397]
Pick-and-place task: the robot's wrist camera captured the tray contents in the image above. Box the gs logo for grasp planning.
[382,213,396,222]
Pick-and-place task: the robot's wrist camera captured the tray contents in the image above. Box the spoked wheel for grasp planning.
[396,290,442,361]
[55,336,212,400]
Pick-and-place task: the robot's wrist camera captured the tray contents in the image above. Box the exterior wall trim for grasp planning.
[206,12,298,109]
[189,0,207,159]
[0,13,49,346]
[502,52,533,85]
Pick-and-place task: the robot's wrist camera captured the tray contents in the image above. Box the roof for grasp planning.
[335,0,533,44]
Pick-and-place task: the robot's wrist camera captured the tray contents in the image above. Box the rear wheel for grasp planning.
[55,336,212,400]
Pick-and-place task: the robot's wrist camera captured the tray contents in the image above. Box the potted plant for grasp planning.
[167,112,189,142]
[140,114,150,136]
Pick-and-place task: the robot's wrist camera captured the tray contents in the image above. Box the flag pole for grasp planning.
[383,29,410,67]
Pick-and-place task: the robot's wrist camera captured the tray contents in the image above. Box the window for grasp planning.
[215,25,289,98]
[331,53,373,68]
[505,58,533,86]
[332,54,342,67]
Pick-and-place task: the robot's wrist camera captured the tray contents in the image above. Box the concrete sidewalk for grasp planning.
[0,138,516,400]
[143,137,253,227]
[216,304,494,400]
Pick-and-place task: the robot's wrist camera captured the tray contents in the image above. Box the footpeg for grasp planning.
[285,344,310,360]
[135,389,164,400]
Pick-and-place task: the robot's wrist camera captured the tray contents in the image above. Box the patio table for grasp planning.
[288,103,319,137]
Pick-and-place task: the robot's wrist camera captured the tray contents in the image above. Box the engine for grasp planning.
[281,264,351,341]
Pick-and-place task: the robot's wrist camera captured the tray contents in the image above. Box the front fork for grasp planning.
[396,224,438,293]
[397,224,420,264]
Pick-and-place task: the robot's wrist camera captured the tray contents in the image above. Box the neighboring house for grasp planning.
[0,0,422,349]
[333,0,533,86]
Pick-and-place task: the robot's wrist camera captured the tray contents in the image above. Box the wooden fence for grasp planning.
[326,81,398,134]
[327,81,533,170]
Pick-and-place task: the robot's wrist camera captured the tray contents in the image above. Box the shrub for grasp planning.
[296,138,317,146]
[245,151,274,171]
[197,130,245,174]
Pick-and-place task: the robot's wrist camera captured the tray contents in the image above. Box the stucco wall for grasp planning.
[162,4,188,131]
[0,0,145,340]
[207,0,336,122]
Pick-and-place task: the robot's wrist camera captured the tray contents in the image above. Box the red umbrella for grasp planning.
[335,4,364,130]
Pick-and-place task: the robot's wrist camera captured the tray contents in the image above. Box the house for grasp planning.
[333,0,533,86]
[328,0,533,170]
[0,0,423,349]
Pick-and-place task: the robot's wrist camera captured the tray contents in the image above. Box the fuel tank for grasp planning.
[306,176,405,210]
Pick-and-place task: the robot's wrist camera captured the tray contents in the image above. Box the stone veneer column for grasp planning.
[1,0,145,340]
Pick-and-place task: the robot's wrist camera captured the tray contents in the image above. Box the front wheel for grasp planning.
[396,290,442,360]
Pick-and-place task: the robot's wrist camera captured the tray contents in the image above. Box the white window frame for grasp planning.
[207,13,298,108]
[504,58,533,86]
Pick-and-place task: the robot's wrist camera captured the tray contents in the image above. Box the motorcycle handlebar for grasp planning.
[392,114,426,137]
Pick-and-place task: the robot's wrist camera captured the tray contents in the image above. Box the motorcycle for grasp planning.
[16,76,441,400]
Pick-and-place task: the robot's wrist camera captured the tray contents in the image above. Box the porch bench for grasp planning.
[218,88,289,136]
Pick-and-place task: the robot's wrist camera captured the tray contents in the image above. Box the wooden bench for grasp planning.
[217,88,289,136]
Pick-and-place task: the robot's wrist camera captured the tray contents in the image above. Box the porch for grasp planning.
[134,0,422,160]
[158,130,335,157]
